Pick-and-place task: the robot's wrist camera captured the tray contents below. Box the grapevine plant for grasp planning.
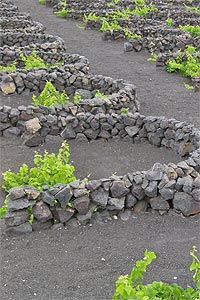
[113,247,200,300]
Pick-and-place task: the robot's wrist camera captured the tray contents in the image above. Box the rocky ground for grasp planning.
[0,0,200,300]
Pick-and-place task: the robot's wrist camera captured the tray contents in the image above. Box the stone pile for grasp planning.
[4,152,200,234]
[0,0,200,235]
[0,18,45,33]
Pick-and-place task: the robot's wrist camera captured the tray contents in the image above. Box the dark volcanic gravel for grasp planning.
[0,1,200,300]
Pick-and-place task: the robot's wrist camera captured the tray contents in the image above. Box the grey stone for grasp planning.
[84,129,100,140]
[60,125,76,139]
[9,187,25,200]
[32,220,53,231]
[5,222,32,234]
[24,186,40,200]
[0,75,16,94]
[87,180,102,191]
[76,210,92,225]
[125,193,137,208]
[7,198,36,211]
[110,181,129,198]
[32,201,53,223]
[76,89,92,99]
[159,187,174,200]
[145,181,158,197]
[53,207,75,223]
[73,195,90,215]
[75,133,88,142]
[91,187,109,208]
[192,189,200,202]
[55,186,73,208]
[146,163,164,181]
[125,126,139,137]
[119,209,131,221]
[150,196,170,210]
[22,133,43,147]
[124,42,133,52]
[3,127,21,137]
[131,183,145,200]
[5,210,29,227]
[133,200,148,212]
[173,192,200,216]
[73,188,88,198]
[41,191,55,206]
[108,197,125,210]
[24,117,41,134]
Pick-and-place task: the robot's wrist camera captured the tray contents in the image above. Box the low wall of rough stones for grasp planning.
[0,18,45,33]
[0,48,89,69]
[0,32,66,49]
[4,138,200,234]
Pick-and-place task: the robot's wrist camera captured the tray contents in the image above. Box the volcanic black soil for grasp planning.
[0,1,200,300]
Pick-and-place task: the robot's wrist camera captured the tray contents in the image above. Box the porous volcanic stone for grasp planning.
[52,207,75,223]
[125,193,137,208]
[73,195,90,215]
[5,210,30,227]
[133,200,148,212]
[9,187,25,200]
[0,75,16,94]
[173,192,200,216]
[7,198,36,211]
[5,222,32,234]
[150,196,170,210]
[32,201,53,222]
[91,187,109,208]
[108,197,125,210]
[54,186,73,208]
[110,181,129,198]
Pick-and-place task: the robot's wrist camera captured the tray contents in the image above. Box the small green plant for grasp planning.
[20,51,46,69]
[166,17,173,27]
[2,141,76,192]
[121,107,129,114]
[113,247,200,300]
[167,45,200,78]
[0,62,17,71]
[54,7,68,18]
[83,12,103,23]
[184,4,200,13]
[94,90,107,98]
[133,2,157,18]
[32,81,69,106]
[39,0,46,4]
[100,19,123,32]
[124,28,142,39]
[184,83,195,90]
[27,206,34,224]
[73,91,82,103]
[0,199,8,219]
[147,52,158,62]
[179,25,200,37]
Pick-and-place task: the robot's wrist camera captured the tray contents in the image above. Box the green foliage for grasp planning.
[39,0,46,5]
[166,17,173,27]
[113,247,200,300]
[0,62,17,71]
[94,90,107,98]
[124,28,142,39]
[167,46,200,78]
[54,8,68,18]
[107,0,120,7]
[20,51,46,69]
[121,107,129,114]
[73,91,82,103]
[32,81,69,106]
[133,1,157,18]
[184,5,200,13]
[100,19,123,32]
[147,52,158,62]
[83,12,103,23]
[184,83,194,90]
[179,25,200,37]
[0,204,8,219]
[27,206,34,224]
[2,142,76,192]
